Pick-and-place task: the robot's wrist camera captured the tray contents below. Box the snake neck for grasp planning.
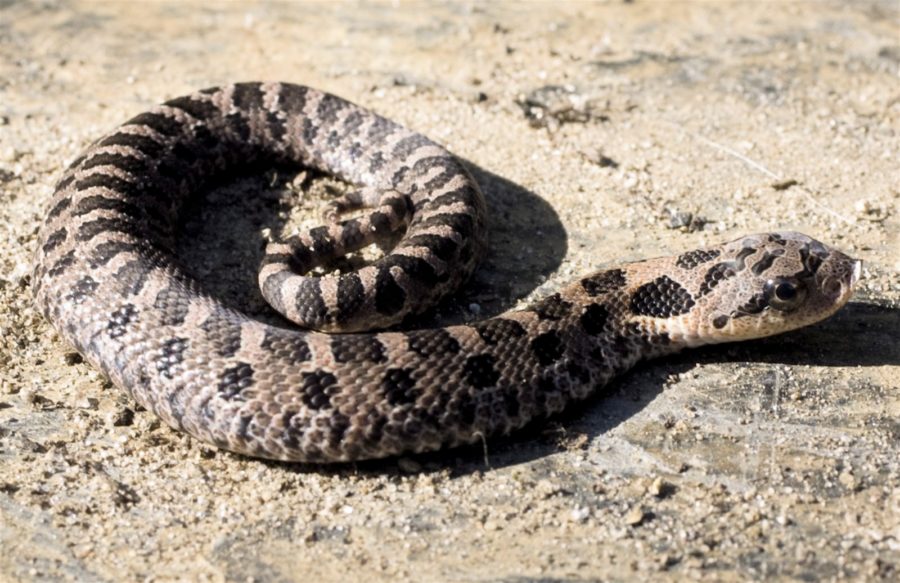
[541,265,709,373]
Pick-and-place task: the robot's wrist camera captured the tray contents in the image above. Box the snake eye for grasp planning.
[764,278,807,311]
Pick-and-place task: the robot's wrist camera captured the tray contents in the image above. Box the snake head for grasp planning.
[692,231,861,343]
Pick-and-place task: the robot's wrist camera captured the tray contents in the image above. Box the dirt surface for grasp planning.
[1,1,899,581]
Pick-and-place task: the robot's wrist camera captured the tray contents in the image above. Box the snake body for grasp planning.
[32,82,860,462]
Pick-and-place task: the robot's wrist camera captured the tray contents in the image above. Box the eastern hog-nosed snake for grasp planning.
[32,82,861,462]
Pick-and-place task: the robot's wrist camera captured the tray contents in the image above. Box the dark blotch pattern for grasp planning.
[676,248,721,269]
[392,134,431,160]
[224,112,251,142]
[630,275,696,318]
[382,195,412,218]
[368,211,392,234]
[501,387,521,417]
[736,247,756,263]
[453,390,478,426]
[230,83,265,112]
[169,142,198,167]
[428,188,470,210]
[581,269,626,297]
[534,374,562,409]
[98,132,165,158]
[200,309,243,358]
[46,197,72,220]
[293,279,328,324]
[327,413,351,447]
[407,329,461,358]
[74,173,139,198]
[89,241,137,268]
[316,94,342,125]
[462,354,500,388]
[734,293,768,317]
[31,83,769,462]
[698,263,737,297]
[374,268,406,316]
[331,335,387,363]
[300,371,338,410]
[301,118,318,144]
[156,337,188,379]
[383,254,439,286]
[308,226,336,257]
[42,228,67,254]
[107,304,138,339]
[286,245,313,274]
[65,275,98,304]
[336,274,366,322]
[339,220,365,250]
[402,234,458,262]
[76,216,134,242]
[236,415,253,440]
[580,303,609,335]
[565,360,591,384]
[277,84,308,113]
[165,95,221,121]
[531,331,565,366]
[474,318,526,345]
[218,362,254,400]
[127,112,184,137]
[795,245,824,279]
[265,110,287,142]
[81,152,147,175]
[383,368,418,406]
[532,293,573,321]
[47,250,76,278]
[416,212,475,240]
[368,150,386,173]
[751,250,783,276]
[73,195,142,219]
[260,329,311,363]
[154,286,190,327]
[114,260,150,296]
[55,174,75,192]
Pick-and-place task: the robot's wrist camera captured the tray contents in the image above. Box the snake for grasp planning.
[31,82,861,463]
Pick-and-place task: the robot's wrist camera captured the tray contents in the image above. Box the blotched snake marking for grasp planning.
[33,83,860,462]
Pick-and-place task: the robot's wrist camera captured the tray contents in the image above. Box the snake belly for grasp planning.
[32,82,860,462]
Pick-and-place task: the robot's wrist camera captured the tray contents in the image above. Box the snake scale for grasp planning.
[32,82,860,462]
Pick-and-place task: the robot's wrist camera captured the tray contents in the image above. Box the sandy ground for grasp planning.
[1,1,899,581]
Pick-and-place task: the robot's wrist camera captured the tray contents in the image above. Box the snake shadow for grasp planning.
[175,158,567,325]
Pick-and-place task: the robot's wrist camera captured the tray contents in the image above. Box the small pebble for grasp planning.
[570,506,591,523]
[625,505,647,526]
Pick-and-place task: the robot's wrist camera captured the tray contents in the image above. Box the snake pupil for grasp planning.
[765,277,806,311]
[775,282,796,300]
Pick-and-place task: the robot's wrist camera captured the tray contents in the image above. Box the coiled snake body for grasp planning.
[32,83,860,462]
